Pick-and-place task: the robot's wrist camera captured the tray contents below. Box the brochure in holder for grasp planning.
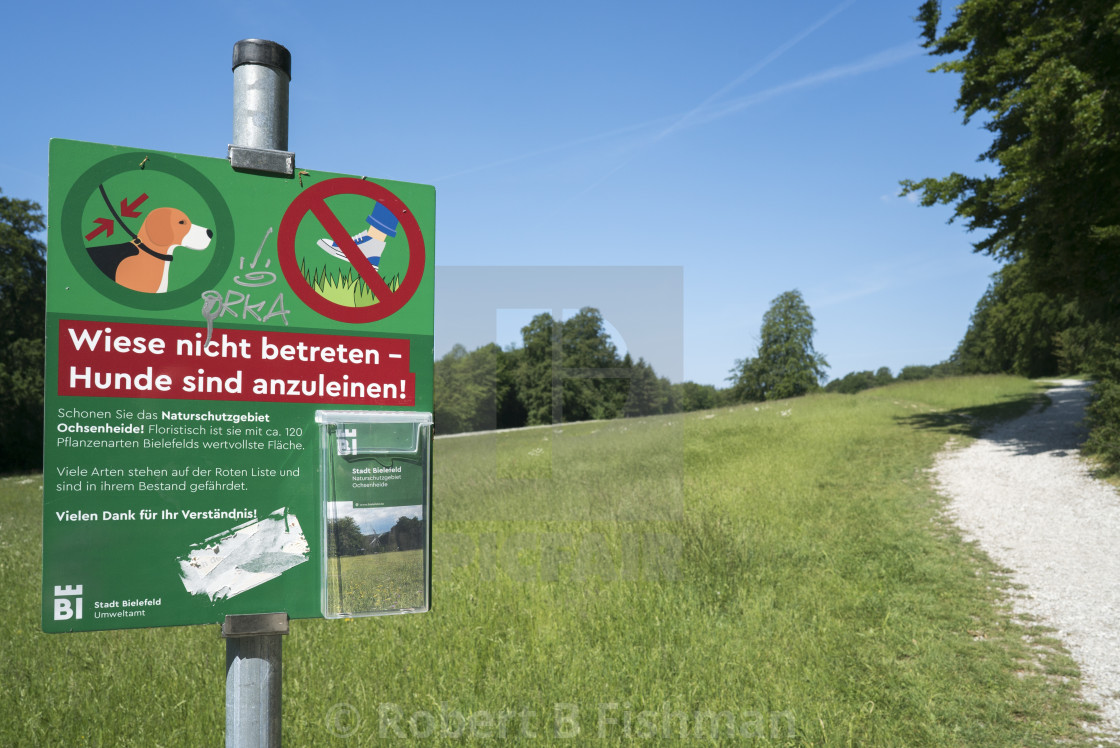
[316,411,432,618]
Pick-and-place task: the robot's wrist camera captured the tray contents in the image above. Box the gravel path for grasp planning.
[932,379,1120,737]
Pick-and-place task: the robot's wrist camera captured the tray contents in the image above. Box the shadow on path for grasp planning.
[898,380,1091,457]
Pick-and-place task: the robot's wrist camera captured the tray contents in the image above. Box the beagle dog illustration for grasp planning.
[87,207,212,293]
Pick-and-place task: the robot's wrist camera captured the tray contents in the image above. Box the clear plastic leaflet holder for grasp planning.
[316,411,432,618]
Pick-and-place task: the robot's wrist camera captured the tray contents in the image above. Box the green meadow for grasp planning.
[3,376,1115,745]
[326,549,425,616]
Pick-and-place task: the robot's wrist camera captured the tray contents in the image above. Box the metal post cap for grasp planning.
[232,39,292,79]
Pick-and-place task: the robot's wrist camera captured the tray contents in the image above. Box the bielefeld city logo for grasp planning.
[54,584,84,621]
[337,428,358,456]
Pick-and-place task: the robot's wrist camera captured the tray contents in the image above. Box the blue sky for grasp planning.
[2,0,998,386]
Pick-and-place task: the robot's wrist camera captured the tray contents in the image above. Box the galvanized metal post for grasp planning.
[225,39,293,748]
[233,39,291,151]
[230,39,295,175]
[224,613,289,747]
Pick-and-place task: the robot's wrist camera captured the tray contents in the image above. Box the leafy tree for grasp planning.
[1053,319,1107,375]
[517,307,629,425]
[328,516,366,557]
[903,1,1120,322]
[495,344,527,429]
[385,515,424,552]
[728,355,764,402]
[517,312,561,425]
[655,375,677,414]
[825,370,876,395]
[0,190,46,473]
[434,342,529,434]
[825,366,895,395]
[436,307,689,430]
[673,381,720,412]
[1084,347,1120,470]
[950,259,1079,378]
[906,2,1120,468]
[434,343,508,434]
[560,307,628,421]
[623,356,662,417]
[897,365,935,382]
[434,344,482,434]
[729,290,828,401]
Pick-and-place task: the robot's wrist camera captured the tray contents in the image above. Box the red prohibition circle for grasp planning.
[277,177,426,323]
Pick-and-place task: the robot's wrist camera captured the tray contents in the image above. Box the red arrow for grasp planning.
[85,218,115,242]
[120,193,148,218]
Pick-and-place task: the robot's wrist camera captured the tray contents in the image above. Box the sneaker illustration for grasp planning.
[314,202,397,269]
[317,232,375,260]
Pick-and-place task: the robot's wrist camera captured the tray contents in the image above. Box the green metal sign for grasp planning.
[42,138,434,632]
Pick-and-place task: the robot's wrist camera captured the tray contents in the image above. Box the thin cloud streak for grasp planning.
[811,251,980,310]
[812,280,894,309]
[433,116,677,182]
[572,42,922,200]
[436,31,923,195]
[574,0,860,196]
[694,42,924,126]
[648,0,859,145]
[437,1,858,185]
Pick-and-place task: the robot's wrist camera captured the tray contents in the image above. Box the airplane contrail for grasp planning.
[435,1,859,184]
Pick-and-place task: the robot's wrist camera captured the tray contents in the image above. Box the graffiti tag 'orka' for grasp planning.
[201,227,290,343]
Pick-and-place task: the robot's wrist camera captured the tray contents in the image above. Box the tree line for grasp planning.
[438,295,841,436]
[328,514,424,557]
[434,307,719,434]
[436,290,958,435]
[0,190,45,474]
[727,289,957,397]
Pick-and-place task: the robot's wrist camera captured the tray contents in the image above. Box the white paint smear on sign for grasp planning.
[178,508,309,601]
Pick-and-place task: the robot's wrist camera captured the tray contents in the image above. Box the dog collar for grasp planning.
[132,238,173,262]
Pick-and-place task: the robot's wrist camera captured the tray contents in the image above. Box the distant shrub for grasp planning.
[825,371,877,394]
[673,381,721,411]
[897,365,934,381]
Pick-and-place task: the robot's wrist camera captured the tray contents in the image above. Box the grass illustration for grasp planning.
[299,258,401,308]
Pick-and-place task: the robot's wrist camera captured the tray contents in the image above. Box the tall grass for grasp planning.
[2,376,1114,745]
[326,550,425,616]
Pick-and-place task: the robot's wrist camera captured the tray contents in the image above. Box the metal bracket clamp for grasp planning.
[221,612,290,638]
[228,145,295,176]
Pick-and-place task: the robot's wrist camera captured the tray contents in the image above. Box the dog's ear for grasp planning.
[142,208,177,247]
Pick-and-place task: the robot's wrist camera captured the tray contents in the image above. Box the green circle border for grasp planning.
[63,152,235,310]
